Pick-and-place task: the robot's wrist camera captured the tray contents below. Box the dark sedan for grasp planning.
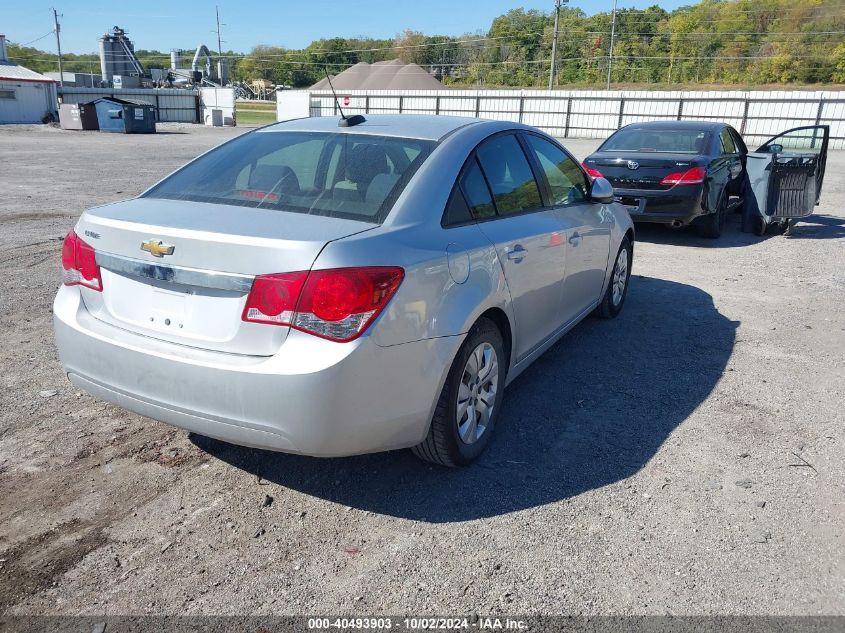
[582,121,747,238]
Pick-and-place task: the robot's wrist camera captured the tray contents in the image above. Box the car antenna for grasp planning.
[324,66,365,128]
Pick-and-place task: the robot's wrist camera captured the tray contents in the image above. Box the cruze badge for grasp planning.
[627,160,639,170]
[140,239,175,258]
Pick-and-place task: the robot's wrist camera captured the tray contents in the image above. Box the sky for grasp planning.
[1,0,690,56]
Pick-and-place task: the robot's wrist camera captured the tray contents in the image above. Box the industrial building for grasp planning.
[0,34,58,124]
[45,71,104,88]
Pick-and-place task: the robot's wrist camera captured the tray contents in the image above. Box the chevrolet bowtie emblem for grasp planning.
[140,239,175,258]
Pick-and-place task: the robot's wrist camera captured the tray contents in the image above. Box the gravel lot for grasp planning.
[0,122,842,616]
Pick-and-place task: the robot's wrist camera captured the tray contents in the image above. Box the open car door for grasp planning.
[745,125,829,223]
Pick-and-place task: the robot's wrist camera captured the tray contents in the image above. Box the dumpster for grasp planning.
[58,103,99,130]
[91,97,156,134]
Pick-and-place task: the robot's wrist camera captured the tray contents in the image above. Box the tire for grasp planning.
[732,174,749,214]
[412,318,506,467]
[777,218,792,235]
[695,192,727,238]
[595,236,632,319]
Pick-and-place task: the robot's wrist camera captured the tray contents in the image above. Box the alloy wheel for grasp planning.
[456,342,499,445]
[612,247,629,307]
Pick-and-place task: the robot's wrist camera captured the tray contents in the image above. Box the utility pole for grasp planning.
[215,6,223,57]
[52,8,64,86]
[606,0,618,90]
[548,0,561,90]
[548,0,569,90]
[214,5,227,85]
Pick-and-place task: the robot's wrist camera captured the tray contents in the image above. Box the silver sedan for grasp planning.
[53,114,634,466]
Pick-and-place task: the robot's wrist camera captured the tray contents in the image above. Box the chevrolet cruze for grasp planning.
[54,115,634,466]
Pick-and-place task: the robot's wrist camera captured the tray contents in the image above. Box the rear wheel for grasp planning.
[595,236,632,319]
[732,175,749,214]
[695,193,727,238]
[412,318,506,467]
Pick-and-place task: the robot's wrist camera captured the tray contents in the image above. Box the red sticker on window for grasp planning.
[239,190,279,202]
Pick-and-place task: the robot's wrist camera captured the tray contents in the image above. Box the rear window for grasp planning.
[601,128,710,154]
[143,131,436,223]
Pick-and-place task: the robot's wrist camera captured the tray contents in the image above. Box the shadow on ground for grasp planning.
[634,212,844,247]
[193,277,737,523]
[785,214,845,240]
[633,212,761,248]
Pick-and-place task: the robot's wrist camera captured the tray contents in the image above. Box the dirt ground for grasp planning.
[0,123,842,616]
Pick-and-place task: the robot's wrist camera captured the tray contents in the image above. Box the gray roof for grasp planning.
[0,61,57,83]
[311,59,443,91]
[261,114,483,141]
[623,120,727,131]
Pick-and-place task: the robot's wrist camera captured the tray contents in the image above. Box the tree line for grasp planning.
[7,0,845,88]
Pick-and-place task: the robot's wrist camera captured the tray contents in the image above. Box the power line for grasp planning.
[19,30,57,47]
[75,27,845,65]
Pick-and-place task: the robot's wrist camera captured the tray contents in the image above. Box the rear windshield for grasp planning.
[600,128,710,154]
[143,131,436,223]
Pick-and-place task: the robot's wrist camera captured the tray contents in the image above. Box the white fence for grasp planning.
[58,87,199,123]
[281,89,845,149]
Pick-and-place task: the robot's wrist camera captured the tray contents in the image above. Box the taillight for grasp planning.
[660,166,706,186]
[242,267,404,342]
[61,232,102,291]
[242,272,308,326]
[582,163,604,178]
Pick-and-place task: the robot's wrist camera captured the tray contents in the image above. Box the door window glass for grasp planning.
[476,135,542,215]
[728,127,747,154]
[719,128,737,155]
[524,135,588,206]
[759,127,827,154]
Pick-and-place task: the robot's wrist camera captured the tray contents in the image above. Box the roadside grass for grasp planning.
[236,100,277,126]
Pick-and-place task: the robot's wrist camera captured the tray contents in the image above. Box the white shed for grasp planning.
[0,34,58,124]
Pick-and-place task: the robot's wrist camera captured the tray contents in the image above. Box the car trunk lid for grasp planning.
[585,152,707,191]
[75,198,376,356]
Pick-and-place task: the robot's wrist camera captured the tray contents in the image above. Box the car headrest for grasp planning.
[346,144,389,187]
[364,173,401,208]
[249,164,301,196]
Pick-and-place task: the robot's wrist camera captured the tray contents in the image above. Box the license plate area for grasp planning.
[104,271,243,341]
[615,196,643,214]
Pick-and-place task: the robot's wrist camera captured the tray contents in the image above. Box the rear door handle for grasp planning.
[568,232,582,245]
[506,244,527,262]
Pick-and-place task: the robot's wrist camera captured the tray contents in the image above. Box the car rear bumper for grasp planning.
[613,186,705,226]
[53,285,459,457]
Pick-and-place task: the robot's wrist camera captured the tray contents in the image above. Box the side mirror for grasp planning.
[766,143,783,154]
[590,177,614,204]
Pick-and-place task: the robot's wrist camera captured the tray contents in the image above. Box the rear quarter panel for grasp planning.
[313,221,513,348]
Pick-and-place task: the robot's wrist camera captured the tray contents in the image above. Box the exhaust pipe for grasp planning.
[670,220,683,228]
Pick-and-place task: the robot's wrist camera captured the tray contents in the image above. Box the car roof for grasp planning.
[621,120,727,132]
[260,114,484,142]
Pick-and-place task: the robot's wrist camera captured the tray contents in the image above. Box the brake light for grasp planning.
[582,163,604,179]
[242,267,404,342]
[660,166,706,186]
[61,232,102,291]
